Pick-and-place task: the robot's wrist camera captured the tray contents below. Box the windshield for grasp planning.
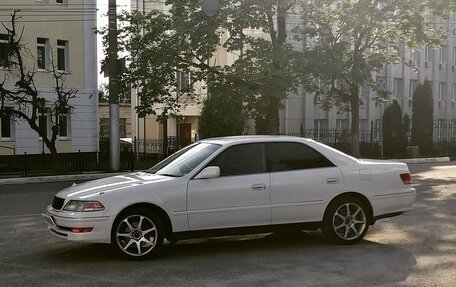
[148,143,221,177]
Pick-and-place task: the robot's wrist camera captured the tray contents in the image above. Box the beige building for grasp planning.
[0,0,98,155]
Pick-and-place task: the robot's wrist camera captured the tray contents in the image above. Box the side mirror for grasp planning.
[195,166,220,179]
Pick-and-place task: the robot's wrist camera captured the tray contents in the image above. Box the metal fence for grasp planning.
[0,151,135,177]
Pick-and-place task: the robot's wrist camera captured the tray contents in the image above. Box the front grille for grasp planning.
[52,196,65,210]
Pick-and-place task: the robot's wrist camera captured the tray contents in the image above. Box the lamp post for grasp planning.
[379,99,387,159]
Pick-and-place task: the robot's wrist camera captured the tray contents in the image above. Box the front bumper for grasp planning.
[42,205,113,244]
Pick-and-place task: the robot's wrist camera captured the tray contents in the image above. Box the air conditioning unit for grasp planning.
[425,61,431,68]
[438,100,444,108]
[314,95,323,105]
[439,63,446,70]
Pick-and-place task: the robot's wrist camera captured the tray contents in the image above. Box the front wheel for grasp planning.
[112,209,164,259]
[322,197,369,244]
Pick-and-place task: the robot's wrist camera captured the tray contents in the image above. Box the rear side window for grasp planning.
[267,142,334,172]
[209,143,266,176]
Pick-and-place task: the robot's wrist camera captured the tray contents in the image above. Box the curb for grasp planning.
[0,172,125,186]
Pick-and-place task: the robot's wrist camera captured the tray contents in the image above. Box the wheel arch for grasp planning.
[112,202,173,240]
[325,192,374,225]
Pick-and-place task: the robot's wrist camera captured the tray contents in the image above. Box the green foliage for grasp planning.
[298,0,450,156]
[382,100,406,158]
[198,75,246,138]
[116,1,301,134]
[411,81,434,154]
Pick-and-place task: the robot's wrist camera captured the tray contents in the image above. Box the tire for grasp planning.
[112,208,164,259]
[322,196,369,245]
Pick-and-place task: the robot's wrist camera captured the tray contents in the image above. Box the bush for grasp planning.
[382,100,406,158]
[411,81,434,154]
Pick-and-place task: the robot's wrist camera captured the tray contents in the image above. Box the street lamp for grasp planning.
[379,99,387,159]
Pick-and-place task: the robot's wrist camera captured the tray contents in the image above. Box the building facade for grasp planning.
[0,0,98,155]
[129,3,456,147]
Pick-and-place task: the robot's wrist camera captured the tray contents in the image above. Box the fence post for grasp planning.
[23,152,27,177]
[130,150,134,172]
[78,150,82,174]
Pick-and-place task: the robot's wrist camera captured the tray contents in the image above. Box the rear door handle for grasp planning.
[251,184,267,191]
[327,178,340,184]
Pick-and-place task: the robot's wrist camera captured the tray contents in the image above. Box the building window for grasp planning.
[0,34,10,67]
[424,47,431,62]
[453,47,456,66]
[336,119,349,130]
[59,113,70,137]
[393,78,403,99]
[57,40,69,71]
[56,0,64,4]
[438,82,446,101]
[37,37,49,70]
[439,45,448,63]
[120,118,126,138]
[100,118,109,138]
[410,80,419,99]
[452,84,456,102]
[177,71,191,94]
[1,107,13,138]
[39,114,48,138]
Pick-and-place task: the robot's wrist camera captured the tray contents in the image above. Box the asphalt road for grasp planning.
[0,162,455,286]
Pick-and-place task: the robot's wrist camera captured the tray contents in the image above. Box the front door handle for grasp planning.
[251,183,267,191]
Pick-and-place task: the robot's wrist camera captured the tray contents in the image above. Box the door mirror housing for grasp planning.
[195,166,220,179]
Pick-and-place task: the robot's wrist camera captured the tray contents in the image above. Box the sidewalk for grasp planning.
[0,157,451,186]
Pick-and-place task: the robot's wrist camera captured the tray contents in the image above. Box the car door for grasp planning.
[187,143,271,230]
[267,142,344,224]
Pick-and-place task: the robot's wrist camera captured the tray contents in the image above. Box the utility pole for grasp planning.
[108,0,120,171]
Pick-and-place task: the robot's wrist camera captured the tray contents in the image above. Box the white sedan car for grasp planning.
[43,136,416,258]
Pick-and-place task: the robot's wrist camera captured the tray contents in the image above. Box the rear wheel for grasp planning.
[112,209,164,259]
[322,197,369,244]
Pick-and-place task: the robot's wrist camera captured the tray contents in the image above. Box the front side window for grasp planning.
[268,142,334,172]
[209,143,266,177]
[57,40,68,71]
[37,37,49,69]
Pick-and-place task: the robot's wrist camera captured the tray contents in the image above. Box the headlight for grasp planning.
[63,200,105,212]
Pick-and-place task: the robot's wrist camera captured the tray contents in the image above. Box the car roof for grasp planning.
[200,135,313,145]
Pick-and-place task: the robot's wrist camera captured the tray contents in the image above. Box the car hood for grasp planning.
[55,172,174,200]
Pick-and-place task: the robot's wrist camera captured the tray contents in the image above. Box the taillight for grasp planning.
[400,173,412,184]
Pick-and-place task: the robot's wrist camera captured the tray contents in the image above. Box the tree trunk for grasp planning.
[350,85,360,157]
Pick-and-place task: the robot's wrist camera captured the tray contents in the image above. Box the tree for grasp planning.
[382,100,406,158]
[198,74,246,138]
[298,0,450,156]
[119,1,301,136]
[411,81,434,154]
[0,11,77,155]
